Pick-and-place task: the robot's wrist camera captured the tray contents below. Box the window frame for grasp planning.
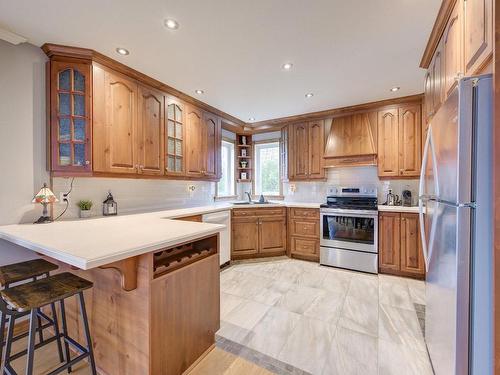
[252,139,283,198]
[216,137,237,199]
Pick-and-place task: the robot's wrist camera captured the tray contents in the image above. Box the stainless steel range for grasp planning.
[320,185,378,273]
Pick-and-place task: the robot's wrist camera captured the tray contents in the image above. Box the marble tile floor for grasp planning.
[218,258,432,375]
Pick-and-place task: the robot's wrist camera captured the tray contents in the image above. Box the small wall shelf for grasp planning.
[236,134,253,182]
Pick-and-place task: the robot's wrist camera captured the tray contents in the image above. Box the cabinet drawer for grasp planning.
[256,208,286,217]
[289,220,319,237]
[289,208,319,219]
[290,237,318,256]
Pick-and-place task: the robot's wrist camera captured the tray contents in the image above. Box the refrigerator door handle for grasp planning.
[418,124,430,201]
[418,199,430,272]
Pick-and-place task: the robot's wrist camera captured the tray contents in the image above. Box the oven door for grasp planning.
[320,208,378,253]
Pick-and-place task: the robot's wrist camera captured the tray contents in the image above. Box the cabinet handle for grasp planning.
[85,160,90,165]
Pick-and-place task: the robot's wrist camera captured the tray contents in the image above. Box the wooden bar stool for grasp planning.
[0,259,63,367]
[1,272,96,375]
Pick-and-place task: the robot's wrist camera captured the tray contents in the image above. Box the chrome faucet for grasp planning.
[245,192,252,203]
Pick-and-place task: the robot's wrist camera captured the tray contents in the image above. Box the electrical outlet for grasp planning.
[59,192,68,205]
[289,184,296,193]
[187,184,196,193]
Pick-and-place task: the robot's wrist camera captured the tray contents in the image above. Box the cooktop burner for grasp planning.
[321,185,378,210]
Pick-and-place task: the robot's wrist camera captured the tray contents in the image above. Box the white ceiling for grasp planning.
[0,0,441,123]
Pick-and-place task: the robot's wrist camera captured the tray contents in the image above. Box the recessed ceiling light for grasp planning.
[115,47,129,56]
[305,93,314,98]
[390,86,400,92]
[282,62,293,70]
[195,89,204,95]
[164,18,179,30]
[249,117,255,121]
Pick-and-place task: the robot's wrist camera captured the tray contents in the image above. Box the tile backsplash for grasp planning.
[282,166,419,205]
[51,177,216,219]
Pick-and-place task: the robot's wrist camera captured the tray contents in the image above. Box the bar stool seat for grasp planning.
[1,273,93,312]
[1,272,97,375]
[0,259,58,287]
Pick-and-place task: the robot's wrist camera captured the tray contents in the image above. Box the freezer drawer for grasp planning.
[320,246,378,274]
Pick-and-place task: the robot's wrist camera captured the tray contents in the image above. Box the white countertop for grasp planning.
[377,205,419,213]
[0,201,321,270]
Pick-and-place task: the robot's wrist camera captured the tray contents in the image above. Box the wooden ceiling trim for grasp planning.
[41,43,246,127]
[247,94,423,132]
[419,0,457,68]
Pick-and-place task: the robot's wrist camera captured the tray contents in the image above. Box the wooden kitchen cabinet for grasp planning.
[202,111,221,179]
[377,109,399,177]
[231,208,287,259]
[442,1,463,98]
[165,97,186,176]
[280,126,289,182]
[379,211,425,279]
[398,104,422,176]
[288,208,320,261]
[49,61,92,174]
[137,85,164,175]
[464,0,493,75]
[400,213,425,276]
[185,105,204,178]
[93,66,138,174]
[288,121,325,180]
[377,105,421,178]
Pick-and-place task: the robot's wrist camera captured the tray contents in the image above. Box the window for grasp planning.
[217,139,235,197]
[254,141,280,196]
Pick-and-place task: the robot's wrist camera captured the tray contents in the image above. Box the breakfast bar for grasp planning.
[0,213,225,375]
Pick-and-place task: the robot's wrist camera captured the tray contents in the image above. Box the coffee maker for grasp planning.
[402,190,412,206]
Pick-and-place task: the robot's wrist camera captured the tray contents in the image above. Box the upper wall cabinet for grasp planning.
[203,111,221,179]
[443,1,463,98]
[287,121,325,181]
[49,61,92,174]
[137,85,164,176]
[93,66,139,174]
[377,104,421,178]
[324,112,377,167]
[165,97,186,176]
[464,0,493,75]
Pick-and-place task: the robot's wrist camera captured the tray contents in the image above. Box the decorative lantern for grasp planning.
[32,183,58,224]
[103,191,118,216]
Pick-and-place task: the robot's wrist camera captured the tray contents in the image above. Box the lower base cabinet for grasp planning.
[379,211,425,279]
[288,208,320,261]
[231,208,286,259]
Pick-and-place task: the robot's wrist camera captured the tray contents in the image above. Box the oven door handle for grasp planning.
[320,208,378,217]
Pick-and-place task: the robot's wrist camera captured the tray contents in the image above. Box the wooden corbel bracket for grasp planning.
[99,256,139,291]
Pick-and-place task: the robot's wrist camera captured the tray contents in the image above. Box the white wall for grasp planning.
[0,40,49,264]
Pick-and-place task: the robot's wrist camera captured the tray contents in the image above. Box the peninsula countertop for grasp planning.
[0,201,323,270]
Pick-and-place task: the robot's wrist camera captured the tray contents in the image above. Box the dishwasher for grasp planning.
[202,210,231,266]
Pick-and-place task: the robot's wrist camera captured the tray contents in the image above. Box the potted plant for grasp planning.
[77,200,93,218]
[240,160,248,168]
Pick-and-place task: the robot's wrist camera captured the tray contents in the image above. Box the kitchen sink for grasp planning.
[231,201,272,205]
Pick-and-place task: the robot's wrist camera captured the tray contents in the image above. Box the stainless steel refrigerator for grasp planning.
[419,75,493,375]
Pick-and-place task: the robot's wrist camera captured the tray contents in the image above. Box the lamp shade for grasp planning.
[32,183,58,204]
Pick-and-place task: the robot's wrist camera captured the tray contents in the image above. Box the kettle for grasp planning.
[386,189,400,206]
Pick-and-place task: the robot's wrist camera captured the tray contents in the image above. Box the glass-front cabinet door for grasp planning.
[50,61,92,173]
[165,97,185,175]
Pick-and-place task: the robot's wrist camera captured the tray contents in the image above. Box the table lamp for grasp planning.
[32,183,58,224]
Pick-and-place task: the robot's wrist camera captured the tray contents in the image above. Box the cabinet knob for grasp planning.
[85,160,90,165]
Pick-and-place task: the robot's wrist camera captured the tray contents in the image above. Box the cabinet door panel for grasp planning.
[165,98,186,176]
[290,123,309,179]
[423,69,433,123]
[289,219,319,238]
[464,0,492,75]
[432,43,444,113]
[185,105,204,177]
[400,214,425,276]
[308,120,325,179]
[378,212,401,272]
[93,67,137,174]
[137,86,164,175]
[377,109,399,177]
[231,217,259,255]
[259,217,286,254]
[203,112,220,179]
[443,2,463,97]
[398,104,422,177]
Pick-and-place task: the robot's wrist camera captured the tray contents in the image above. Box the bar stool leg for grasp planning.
[36,309,44,344]
[0,311,6,360]
[78,292,97,375]
[25,309,38,375]
[59,300,72,374]
[1,313,14,375]
[50,302,65,363]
